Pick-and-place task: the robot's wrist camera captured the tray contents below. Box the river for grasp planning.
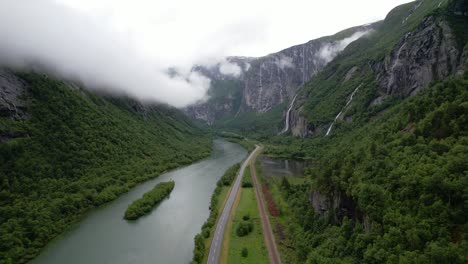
[31,140,247,264]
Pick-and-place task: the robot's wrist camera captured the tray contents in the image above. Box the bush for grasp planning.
[241,247,249,257]
[242,214,250,221]
[236,221,253,237]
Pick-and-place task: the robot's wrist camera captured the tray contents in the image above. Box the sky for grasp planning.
[0,0,414,107]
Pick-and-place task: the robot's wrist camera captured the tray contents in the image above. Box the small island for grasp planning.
[124,181,175,220]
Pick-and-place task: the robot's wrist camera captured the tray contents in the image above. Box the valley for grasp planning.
[0,0,467,263]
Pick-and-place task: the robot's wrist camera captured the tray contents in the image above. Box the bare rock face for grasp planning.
[0,69,27,120]
[0,69,30,143]
[290,12,466,138]
[375,16,462,99]
[310,189,363,226]
[185,24,375,124]
[240,40,329,113]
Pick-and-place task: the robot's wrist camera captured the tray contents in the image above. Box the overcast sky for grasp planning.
[0,0,414,107]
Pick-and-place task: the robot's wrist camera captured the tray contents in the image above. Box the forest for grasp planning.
[0,73,211,264]
[264,74,467,263]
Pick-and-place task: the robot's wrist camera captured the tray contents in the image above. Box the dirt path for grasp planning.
[250,147,282,264]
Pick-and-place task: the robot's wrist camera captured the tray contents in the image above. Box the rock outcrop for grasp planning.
[289,6,466,138]
[0,69,29,143]
[310,189,365,226]
[375,16,462,99]
[0,69,27,120]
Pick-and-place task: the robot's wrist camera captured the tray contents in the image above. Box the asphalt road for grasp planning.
[206,145,261,264]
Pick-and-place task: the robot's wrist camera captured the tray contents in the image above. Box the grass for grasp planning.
[226,167,268,264]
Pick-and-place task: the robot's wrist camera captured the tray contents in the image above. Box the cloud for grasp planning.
[0,0,210,108]
[317,30,372,64]
[218,59,242,77]
[274,55,294,69]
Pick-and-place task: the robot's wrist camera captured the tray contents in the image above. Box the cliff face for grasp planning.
[0,69,27,120]
[374,16,462,100]
[184,24,375,125]
[0,69,29,143]
[289,3,467,138]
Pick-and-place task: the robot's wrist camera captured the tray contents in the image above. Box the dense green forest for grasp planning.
[0,73,211,264]
[124,181,175,220]
[266,73,467,263]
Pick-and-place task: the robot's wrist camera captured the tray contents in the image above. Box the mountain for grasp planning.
[288,0,467,138]
[0,70,211,263]
[184,23,377,134]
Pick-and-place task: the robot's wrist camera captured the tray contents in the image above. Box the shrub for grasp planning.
[236,221,253,237]
[241,247,249,257]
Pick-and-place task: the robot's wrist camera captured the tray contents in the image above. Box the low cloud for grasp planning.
[274,55,294,69]
[0,0,210,108]
[317,30,372,64]
[218,59,242,77]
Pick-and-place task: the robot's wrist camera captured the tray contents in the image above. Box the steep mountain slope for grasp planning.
[289,0,467,137]
[184,23,376,133]
[0,70,211,264]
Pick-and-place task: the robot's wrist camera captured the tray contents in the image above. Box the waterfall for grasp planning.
[325,84,362,137]
[279,94,298,135]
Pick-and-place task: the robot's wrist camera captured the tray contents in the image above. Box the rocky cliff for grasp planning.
[184,24,376,125]
[289,0,467,138]
[374,16,462,100]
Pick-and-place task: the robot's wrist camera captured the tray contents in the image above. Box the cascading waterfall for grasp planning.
[279,94,298,135]
[325,84,362,136]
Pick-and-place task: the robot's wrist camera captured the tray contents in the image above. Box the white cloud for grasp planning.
[0,0,210,107]
[0,0,413,107]
[317,30,373,64]
[274,55,295,69]
[219,60,242,77]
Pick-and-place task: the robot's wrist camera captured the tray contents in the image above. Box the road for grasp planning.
[250,147,282,264]
[206,145,262,264]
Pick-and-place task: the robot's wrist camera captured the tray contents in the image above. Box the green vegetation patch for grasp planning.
[124,181,175,220]
[227,188,268,264]
[266,74,468,263]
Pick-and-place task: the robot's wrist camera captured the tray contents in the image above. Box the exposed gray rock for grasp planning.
[0,69,27,120]
[343,66,359,83]
[376,16,462,97]
[310,189,363,226]
[185,24,376,124]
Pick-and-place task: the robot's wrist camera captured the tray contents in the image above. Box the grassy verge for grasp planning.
[226,166,268,264]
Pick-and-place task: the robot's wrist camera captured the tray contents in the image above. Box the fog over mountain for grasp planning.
[0,0,412,107]
[0,0,211,107]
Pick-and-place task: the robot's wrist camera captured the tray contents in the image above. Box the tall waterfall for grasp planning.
[279,94,298,135]
[325,84,362,136]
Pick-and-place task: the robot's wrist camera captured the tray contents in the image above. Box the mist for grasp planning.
[317,30,373,64]
[0,0,210,108]
[0,0,406,108]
